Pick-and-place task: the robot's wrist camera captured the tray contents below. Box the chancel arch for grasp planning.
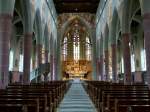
[61,18,93,80]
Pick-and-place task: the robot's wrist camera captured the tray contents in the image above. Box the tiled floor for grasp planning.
[57,82,97,112]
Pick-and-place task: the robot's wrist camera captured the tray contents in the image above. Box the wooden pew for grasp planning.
[115,99,150,112]
[0,98,39,112]
[6,83,67,109]
[0,93,48,112]
[84,81,150,112]
[0,81,70,112]
[102,94,150,112]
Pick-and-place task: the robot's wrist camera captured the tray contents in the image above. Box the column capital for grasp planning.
[24,33,33,37]
[143,13,150,19]
[122,33,131,37]
[0,13,12,19]
[143,13,150,32]
[122,33,132,84]
[0,13,13,89]
[23,33,32,84]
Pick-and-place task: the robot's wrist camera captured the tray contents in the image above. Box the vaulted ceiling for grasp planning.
[53,0,100,14]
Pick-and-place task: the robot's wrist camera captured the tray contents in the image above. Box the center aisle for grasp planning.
[57,81,97,112]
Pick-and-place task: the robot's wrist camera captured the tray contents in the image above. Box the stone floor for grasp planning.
[57,81,97,112]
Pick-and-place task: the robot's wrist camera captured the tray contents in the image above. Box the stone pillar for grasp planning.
[11,71,20,83]
[44,50,48,82]
[98,60,100,80]
[43,50,49,82]
[0,14,12,89]
[45,50,48,63]
[44,74,48,82]
[100,55,104,81]
[122,33,132,84]
[53,56,56,80]
[32,45,36,69]
[56,30,61,80]
[143,13,150,87]
[97,58,101,80]
[23,33,32,84]
[96,58,99,80]
[32,58,36,69]
[111,44,117,82]
[36,44,42,66]
[105,50,109,81]
[50,55,53,80]
[11,43,20,83]
[134,37,142,83]
[91,29,97,80]
[134,43,141,71]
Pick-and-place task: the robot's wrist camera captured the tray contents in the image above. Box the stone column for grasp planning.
[96,58,99,80]
[122,33,132,84]
[0,14,12,88]
[23,33,32,84]
[36,44,42,66]
[91,29,97,80]
[100,55,104,81]
[50,54,53,80]
[134,37,142,83]
[143,13,150,87]
[53,56,56,80]
[32,44,36,69]
[43,50,48,82]
[111,44,117,82]
[11,71,20,83]
[97,58,101,80]
[56,30,61,80]
[134,40,142,71]
[12,45,20,83]
[105,50,109,81]
[45,50,48,63]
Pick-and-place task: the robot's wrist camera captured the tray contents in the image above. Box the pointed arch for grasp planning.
[110,8,119,45]
[49,33,54,55]
[44,24,49,51]
[34,9,43,44]
[100,33,104,56]
[121,0,132,33]
[103,23,109,51]
[61,16,93,44]
[21,0,33,33]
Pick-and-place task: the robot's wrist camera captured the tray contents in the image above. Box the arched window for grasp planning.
[19,54,23,72]
[9,50,14,71]
[62,37,68,61]
[86,37,91,60]
[73,29,80,61]
[141,49,146,71]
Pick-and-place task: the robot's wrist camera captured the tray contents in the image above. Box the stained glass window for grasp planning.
[62,37,68,61]
[131,54,135,72]
[73,29,80,60]
[86,37,91,60]
[19,54,23,72]
[9,51,13,71]
[141,49,146,71]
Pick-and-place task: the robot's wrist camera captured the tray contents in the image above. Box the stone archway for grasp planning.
[61,17,93,80]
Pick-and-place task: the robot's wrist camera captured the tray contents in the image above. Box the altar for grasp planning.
[62,60,92,80]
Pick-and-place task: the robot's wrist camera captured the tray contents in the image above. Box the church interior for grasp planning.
[0,0,150,112]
